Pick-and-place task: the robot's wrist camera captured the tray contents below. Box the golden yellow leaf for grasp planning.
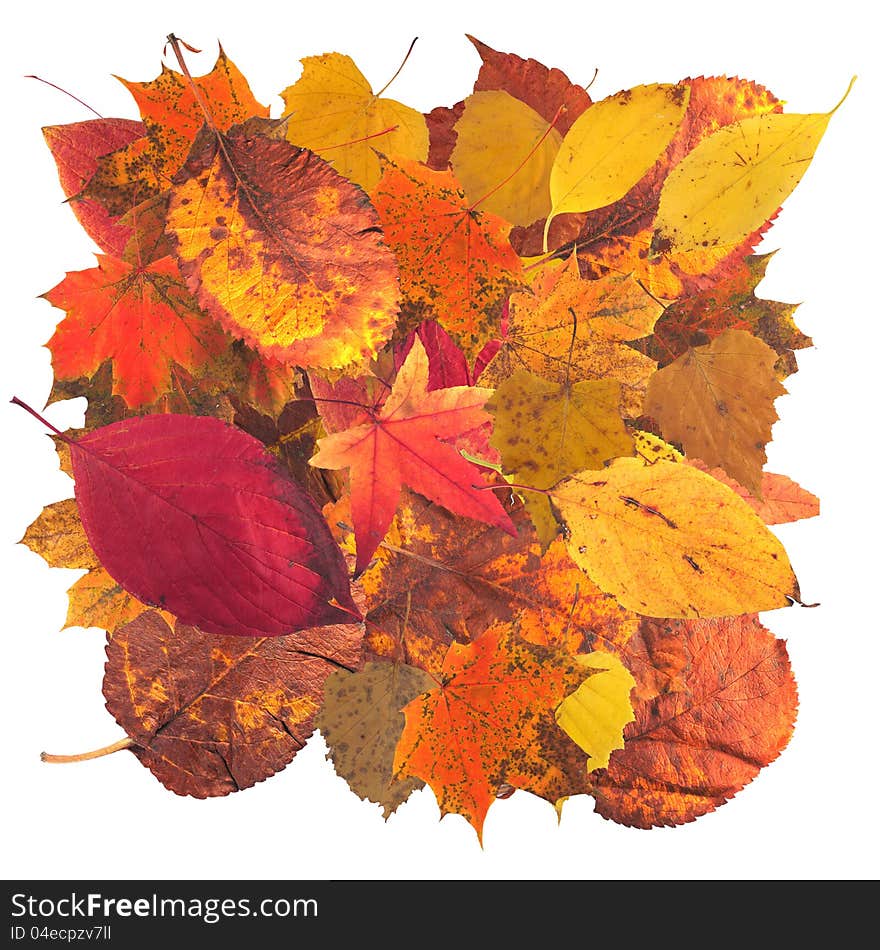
[550,458,801,618]
[280,52,429,191]
[450,90,562,227]
[632,430,683,464]
[555,651,636,770]
[654,78,854,261]
[545,83,690,248]
[644,328,785,495]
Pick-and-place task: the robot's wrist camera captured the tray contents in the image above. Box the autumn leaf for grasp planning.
[450,90,562,227]
[280,50,428,192]
[644,328,786,495]
[20,497,169,635]
[85,47,267,214]
[545,83,690,248]
[14,407,361,637]
[479,256,660,417]
[393,623,597,840]
[310,337,515,574]
[331,490,638,678]
[100,610,362,797]
[589,615,797,828]
[43,118,145,257]
[654,79,854,260]
[44,254,229,408]
[371,156,525,362]
[641,253,810,378]
[317,660,435,816]
[551,457,801,617]
[166,126,400,370]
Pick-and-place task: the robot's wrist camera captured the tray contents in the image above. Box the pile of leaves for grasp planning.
[18,34,846,840]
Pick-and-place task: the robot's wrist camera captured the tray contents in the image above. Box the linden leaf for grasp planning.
[316,660,436,817]
[20,497,168,634]
[371,156,525,363]
[280,51,428,192]
[166,127,400,369]
[479,256,659,416]
[545,83,691,247]
[450,90,562,227]
[644,328,786,495]
[103,610,363,797]
[42,118,145,256]
[310,338,516,574]
[590,615,797,828]
[393,623,596,841]
[48,412,359,637]
[653,79,854,260]
[44,254,229,408]
[555,651,636,771]
[551,458,801,618]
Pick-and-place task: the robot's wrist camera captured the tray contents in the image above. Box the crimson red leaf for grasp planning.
[57,412,358,637]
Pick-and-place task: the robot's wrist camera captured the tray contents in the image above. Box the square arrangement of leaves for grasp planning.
[16,34,849,842]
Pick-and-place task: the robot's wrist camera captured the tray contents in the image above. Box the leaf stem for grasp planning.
[375,37,418,99]
[10,396,70,441]
[165,34,218,134]
[471,103,566,213]
[25,75,103,117]
[41,737,134,764]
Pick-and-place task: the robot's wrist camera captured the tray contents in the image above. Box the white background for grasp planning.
[1,0,876,881]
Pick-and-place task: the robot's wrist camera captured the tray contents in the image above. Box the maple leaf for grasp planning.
[100,610,362,797]
[644,328,786,495]
[394,623,612,841]
[20,497,170,635]
[85,47,268,215]
[328,489,638,678]
[479,256,660,417]
[371,156,525,362]
[317,660,435,817]
[43,118,145,257]
[280,50,429,192]
[166,126,400,370]
[551,457,802,617]
[44,254,229,408]
[14,406,360,637]
[589,615,798,828]
[310,338,516,574]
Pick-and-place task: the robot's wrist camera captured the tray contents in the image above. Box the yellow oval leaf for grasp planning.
[654,78,855,259]
[451,90,562,227]
[545,83,690,247]
[555,651,636,771]
[280,52,429,192]
[550,458,801,618]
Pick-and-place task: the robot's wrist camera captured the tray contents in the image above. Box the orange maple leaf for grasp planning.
[44,254,228,408]
[310,337,516,574]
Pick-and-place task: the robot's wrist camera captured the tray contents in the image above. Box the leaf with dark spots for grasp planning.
[61,412,359,637]
[167,129,401,370]
[589,615,797,828]
[103,610,363,797]
[317,660,435,816]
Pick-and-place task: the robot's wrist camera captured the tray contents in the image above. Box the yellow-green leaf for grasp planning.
[654,78,855,257]
[555,651,636,771]
[280,52,429,191]
[545,83,690,248]
[550,458,801,618]
[450,90,562,227]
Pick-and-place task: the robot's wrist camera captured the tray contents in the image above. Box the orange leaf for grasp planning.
[393,623,594,841]
[311,338,516,574]
[371,156,525,362]
[590,615,797,828]
[44,254,228,408]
